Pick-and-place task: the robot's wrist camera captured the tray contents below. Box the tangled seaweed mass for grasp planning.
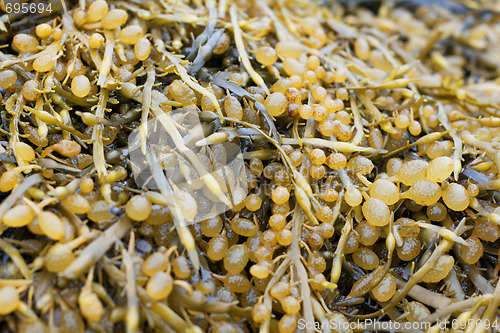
[0,0,499,332]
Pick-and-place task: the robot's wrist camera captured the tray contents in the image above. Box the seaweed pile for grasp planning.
[0,0,499,332]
